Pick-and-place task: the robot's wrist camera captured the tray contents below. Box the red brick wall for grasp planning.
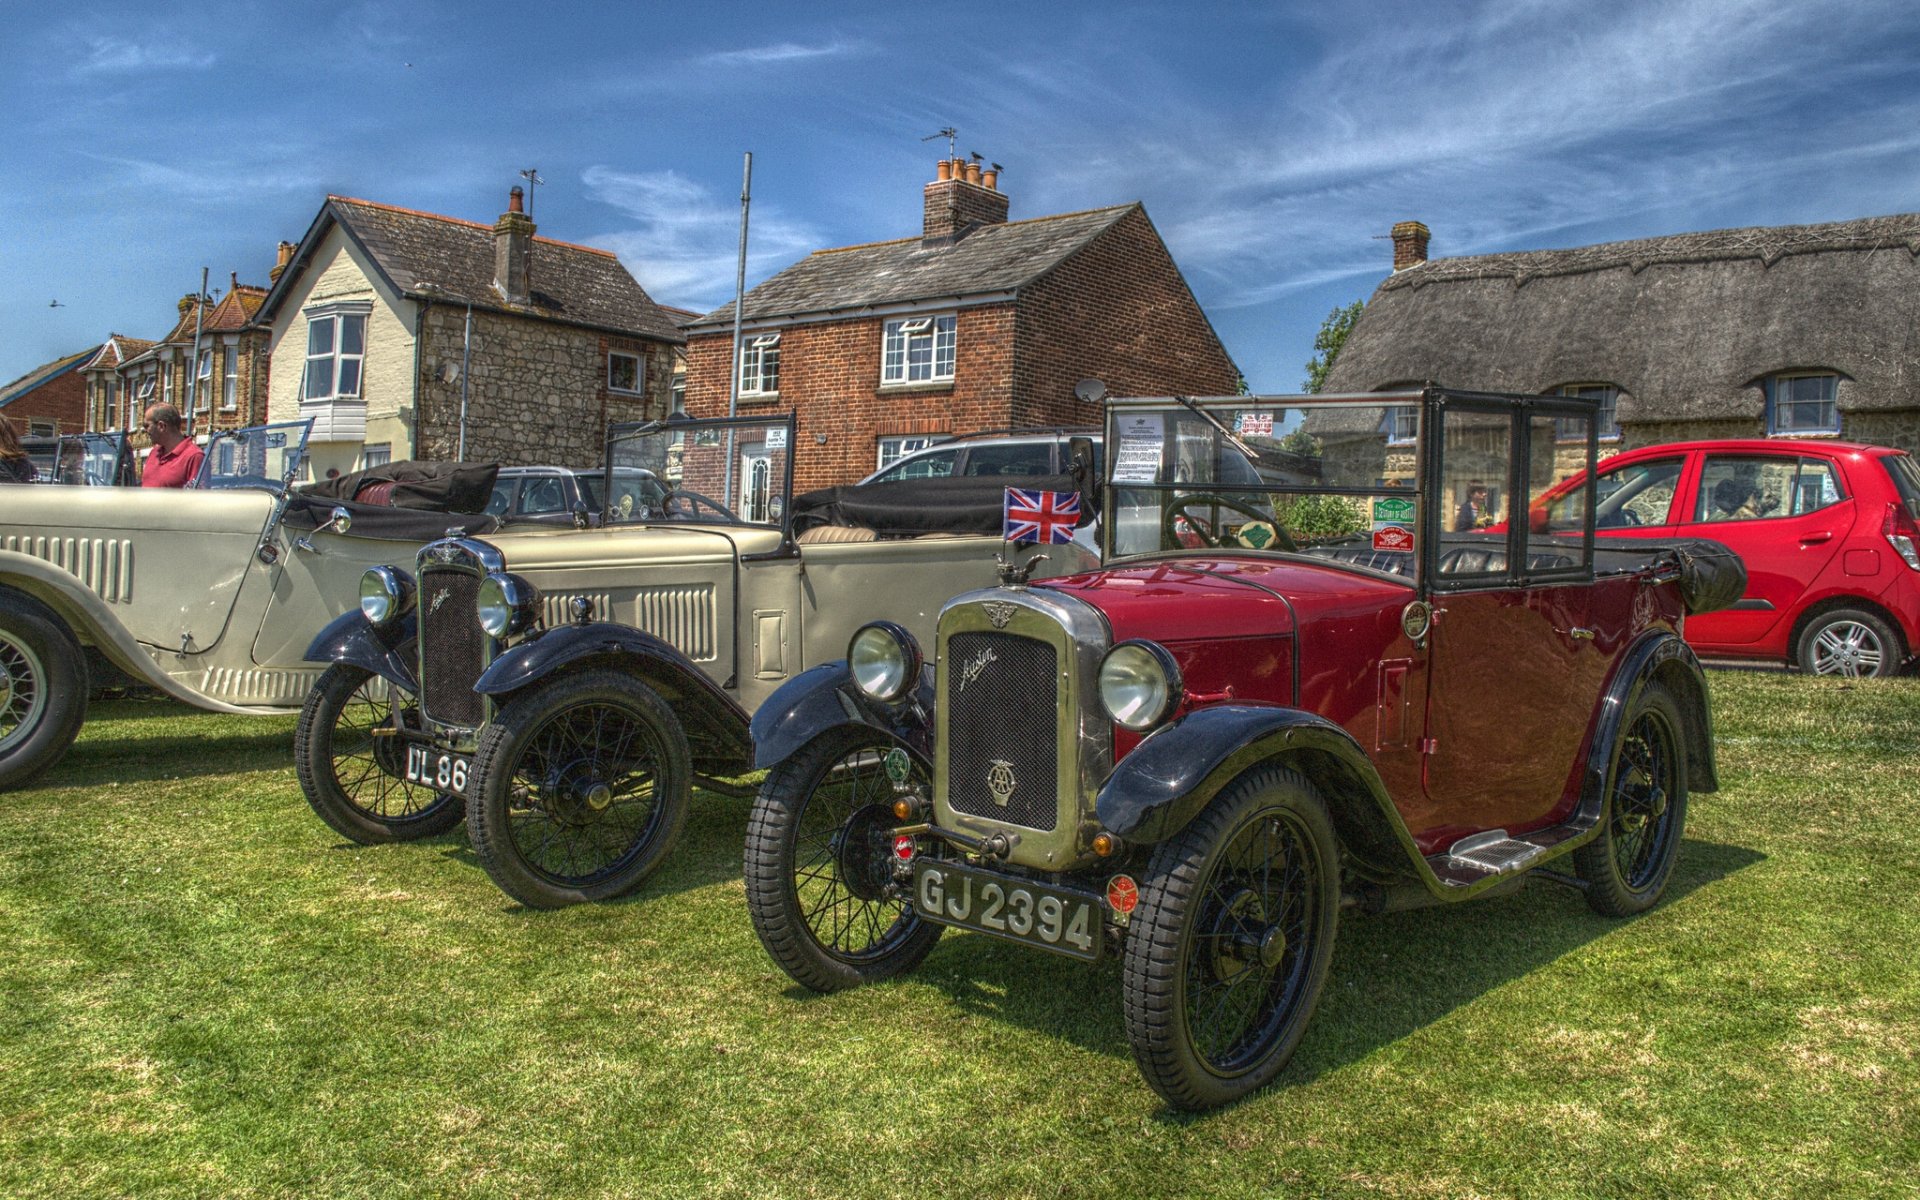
[1012,206,1241,426]
[3,367,87,435]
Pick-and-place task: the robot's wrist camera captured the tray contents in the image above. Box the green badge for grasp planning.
[1373,497,1416,523]
[884,747,912,783]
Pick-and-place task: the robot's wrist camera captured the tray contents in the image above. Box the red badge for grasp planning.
[1372,525,1414,552]
[892,835,916,861]
[1106,875,1139,915]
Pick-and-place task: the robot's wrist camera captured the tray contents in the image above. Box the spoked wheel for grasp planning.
[744,729,941,992]
[1123,766,1339,1111]
[0,593,86,792]
[295,661,462,843]
[466,670,689,908]
[1575,684,1688,916]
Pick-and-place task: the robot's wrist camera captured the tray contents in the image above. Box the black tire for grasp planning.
[1122,766,1340,1111]
[744,728,941,992]
[1793,607,1902,678]
[1574,684,1688,917]
[294,661,462,844]
[465,670,690,909]
[0,593,87,792]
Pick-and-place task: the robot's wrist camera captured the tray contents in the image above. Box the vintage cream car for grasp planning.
[298,412,1098,908]
[0,422,490,791]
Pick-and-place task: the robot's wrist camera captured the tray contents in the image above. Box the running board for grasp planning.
[1425,824,1591,889]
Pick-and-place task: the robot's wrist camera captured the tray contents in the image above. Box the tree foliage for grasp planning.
[1303,300,1364,394]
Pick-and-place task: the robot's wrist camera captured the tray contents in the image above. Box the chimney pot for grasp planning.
[981,167,998,191]
[936,159,953,182]
[964,160,982,185]
[922,157,1012,243]
[1391,221,1431,271]
[508,185,525,214]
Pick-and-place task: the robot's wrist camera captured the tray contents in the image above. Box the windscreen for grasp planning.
[605,417,794,528]
[198,420,313,490]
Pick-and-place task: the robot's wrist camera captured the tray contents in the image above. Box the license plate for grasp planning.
[912,860,1103,962]
[403,745,471,798]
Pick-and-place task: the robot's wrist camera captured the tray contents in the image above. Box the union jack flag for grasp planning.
[1003,487,1081,545]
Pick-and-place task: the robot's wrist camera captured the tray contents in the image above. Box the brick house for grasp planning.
[256,188,684,478]
[1323,213,1920,457]
[76,272,273,442]
[0,348,93,437]
[79,335,154,435]
[681,159,1240,491]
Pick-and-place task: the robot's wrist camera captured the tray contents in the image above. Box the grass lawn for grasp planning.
[1,671,1914,1199]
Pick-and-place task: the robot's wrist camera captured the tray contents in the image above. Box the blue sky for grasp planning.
[5,0,1920,395]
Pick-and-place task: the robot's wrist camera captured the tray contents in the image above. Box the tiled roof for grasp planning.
[0,348,94,407]
[204,284,267,332]
[82,335,156,371]
[307,196,683,343]
[689,204,1138,328]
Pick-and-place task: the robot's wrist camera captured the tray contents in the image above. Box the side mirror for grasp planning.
[571,501,592,530]
[295,505,353,554]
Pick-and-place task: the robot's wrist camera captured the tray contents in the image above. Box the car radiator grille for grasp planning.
[418,565,487,728]
[944,631,1059,831]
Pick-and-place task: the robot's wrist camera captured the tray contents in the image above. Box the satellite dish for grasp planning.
[1073,378,1108,404]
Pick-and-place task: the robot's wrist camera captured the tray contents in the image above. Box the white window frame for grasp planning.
[881,314,956,385]
[608,350,643,395]
[101,378,118,430]
[1383,405,1418,445]
[302,303,371,402]
[222,344,238,410]
[360,443,392,470]
[1767,372,1840,437]
[1555,383,1621,441]
[876,434,943,472]
[194,349,213,411]
[739,333,781,396]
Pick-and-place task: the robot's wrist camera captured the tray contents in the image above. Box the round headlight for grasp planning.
[359,566,413,627]
[476,572,540,639]
[1098,640,1182,732]
[848,622,921,703]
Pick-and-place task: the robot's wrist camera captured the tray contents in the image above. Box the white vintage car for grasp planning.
[0,421,492,791]
[298,412,1099,909]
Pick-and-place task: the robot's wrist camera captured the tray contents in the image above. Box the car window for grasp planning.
[484,481,514,517]
[1695,456,1844,522]
[517,475,567,514]
[879,448,957,482]
[961,443,1053,477]
[1586,457,1683,529]
[1879,454,1920,519]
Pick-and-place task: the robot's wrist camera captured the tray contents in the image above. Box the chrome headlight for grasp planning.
[1098,640,1182,732]
[359,566,414,627]
[849,621,922,703]
[476,572,540,639]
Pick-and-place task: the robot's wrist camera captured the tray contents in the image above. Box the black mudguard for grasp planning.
[303,610,416,691]
[474,622,755,775]
[1576,630,1719,817]
[749,661,936,771]
[1095,704,1414,875]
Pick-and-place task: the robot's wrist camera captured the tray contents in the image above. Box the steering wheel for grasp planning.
[1163,494,1297,552]
[661,489,738,521]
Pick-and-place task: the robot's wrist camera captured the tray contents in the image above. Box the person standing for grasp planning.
[139,404,204,488]
[0,415,37,483]
[1452,480,1492,531]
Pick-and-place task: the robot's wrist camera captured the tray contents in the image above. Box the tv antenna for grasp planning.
[921,127,958,159]
[519,166,545,220]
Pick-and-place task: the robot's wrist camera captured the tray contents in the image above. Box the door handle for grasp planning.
[1799,531,1833,545]
[1557,627,1596,640]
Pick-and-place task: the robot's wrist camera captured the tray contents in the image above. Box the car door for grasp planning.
[1675,452,1854,648]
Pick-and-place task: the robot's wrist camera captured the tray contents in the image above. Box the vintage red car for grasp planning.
[741,388,1740,1110]
[1532,438,1920,676]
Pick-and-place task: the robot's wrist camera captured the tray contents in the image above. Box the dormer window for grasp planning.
[1382,405,1417,444]
[740,333,781,395]
[1766,372,1840,436]
[882,314,955,385]
[1554,384,1622,441]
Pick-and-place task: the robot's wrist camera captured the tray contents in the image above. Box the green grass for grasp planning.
[1,672,1915,1199]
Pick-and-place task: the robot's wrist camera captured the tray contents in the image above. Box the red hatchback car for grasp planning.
[1537,439,1920,676]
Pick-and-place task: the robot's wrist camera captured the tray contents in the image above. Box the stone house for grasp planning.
[256,188,684,479]
[1323,213,1920,460]
[681,159,1241,492]
[0,349,93,437]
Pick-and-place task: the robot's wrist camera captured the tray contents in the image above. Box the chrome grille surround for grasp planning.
[414,537,505,732]
[934,586,1112,871]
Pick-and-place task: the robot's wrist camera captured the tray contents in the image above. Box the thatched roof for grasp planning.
[1322,212,1920,422]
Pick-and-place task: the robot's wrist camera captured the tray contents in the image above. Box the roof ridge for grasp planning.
[812,201,1138,257]
[328,194,619,259]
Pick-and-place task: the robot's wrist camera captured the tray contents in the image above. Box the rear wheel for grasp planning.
[1122,766,1339,1111]
[295,661,462,843]
[744,729,941,992]
[0,594,86,792]
[466,670,689,908]
[1794,608,1901,678]
[1574,684,1688,916]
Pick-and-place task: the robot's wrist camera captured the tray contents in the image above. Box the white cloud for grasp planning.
[75,152,321,202]
[82,36,215,72]
[699,39,865,68]
[580,166,824,312]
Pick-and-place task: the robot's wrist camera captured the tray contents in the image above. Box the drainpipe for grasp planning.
[724,151,752,504]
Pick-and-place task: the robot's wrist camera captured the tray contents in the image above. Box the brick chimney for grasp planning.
[1391,221,1431,271]
[495,185,536,304]
[270,240,296,283]
[923,157,1010,245]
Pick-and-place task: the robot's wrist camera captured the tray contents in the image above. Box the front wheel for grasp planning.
[0,594,87,792]
[1794,608,1902,677]
[465,670,690,908]
[744,729,941,992]
[294,661,462,844]
[1573,684,1688,916]
[1122,766,1340,1111]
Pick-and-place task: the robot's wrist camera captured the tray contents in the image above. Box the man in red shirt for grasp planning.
[140,404,204,488]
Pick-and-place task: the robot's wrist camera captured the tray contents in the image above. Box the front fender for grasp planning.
[1577,630,1719,817]
[749,661,936,771]
[1096,704,1414,876]
[302,609,416,691]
